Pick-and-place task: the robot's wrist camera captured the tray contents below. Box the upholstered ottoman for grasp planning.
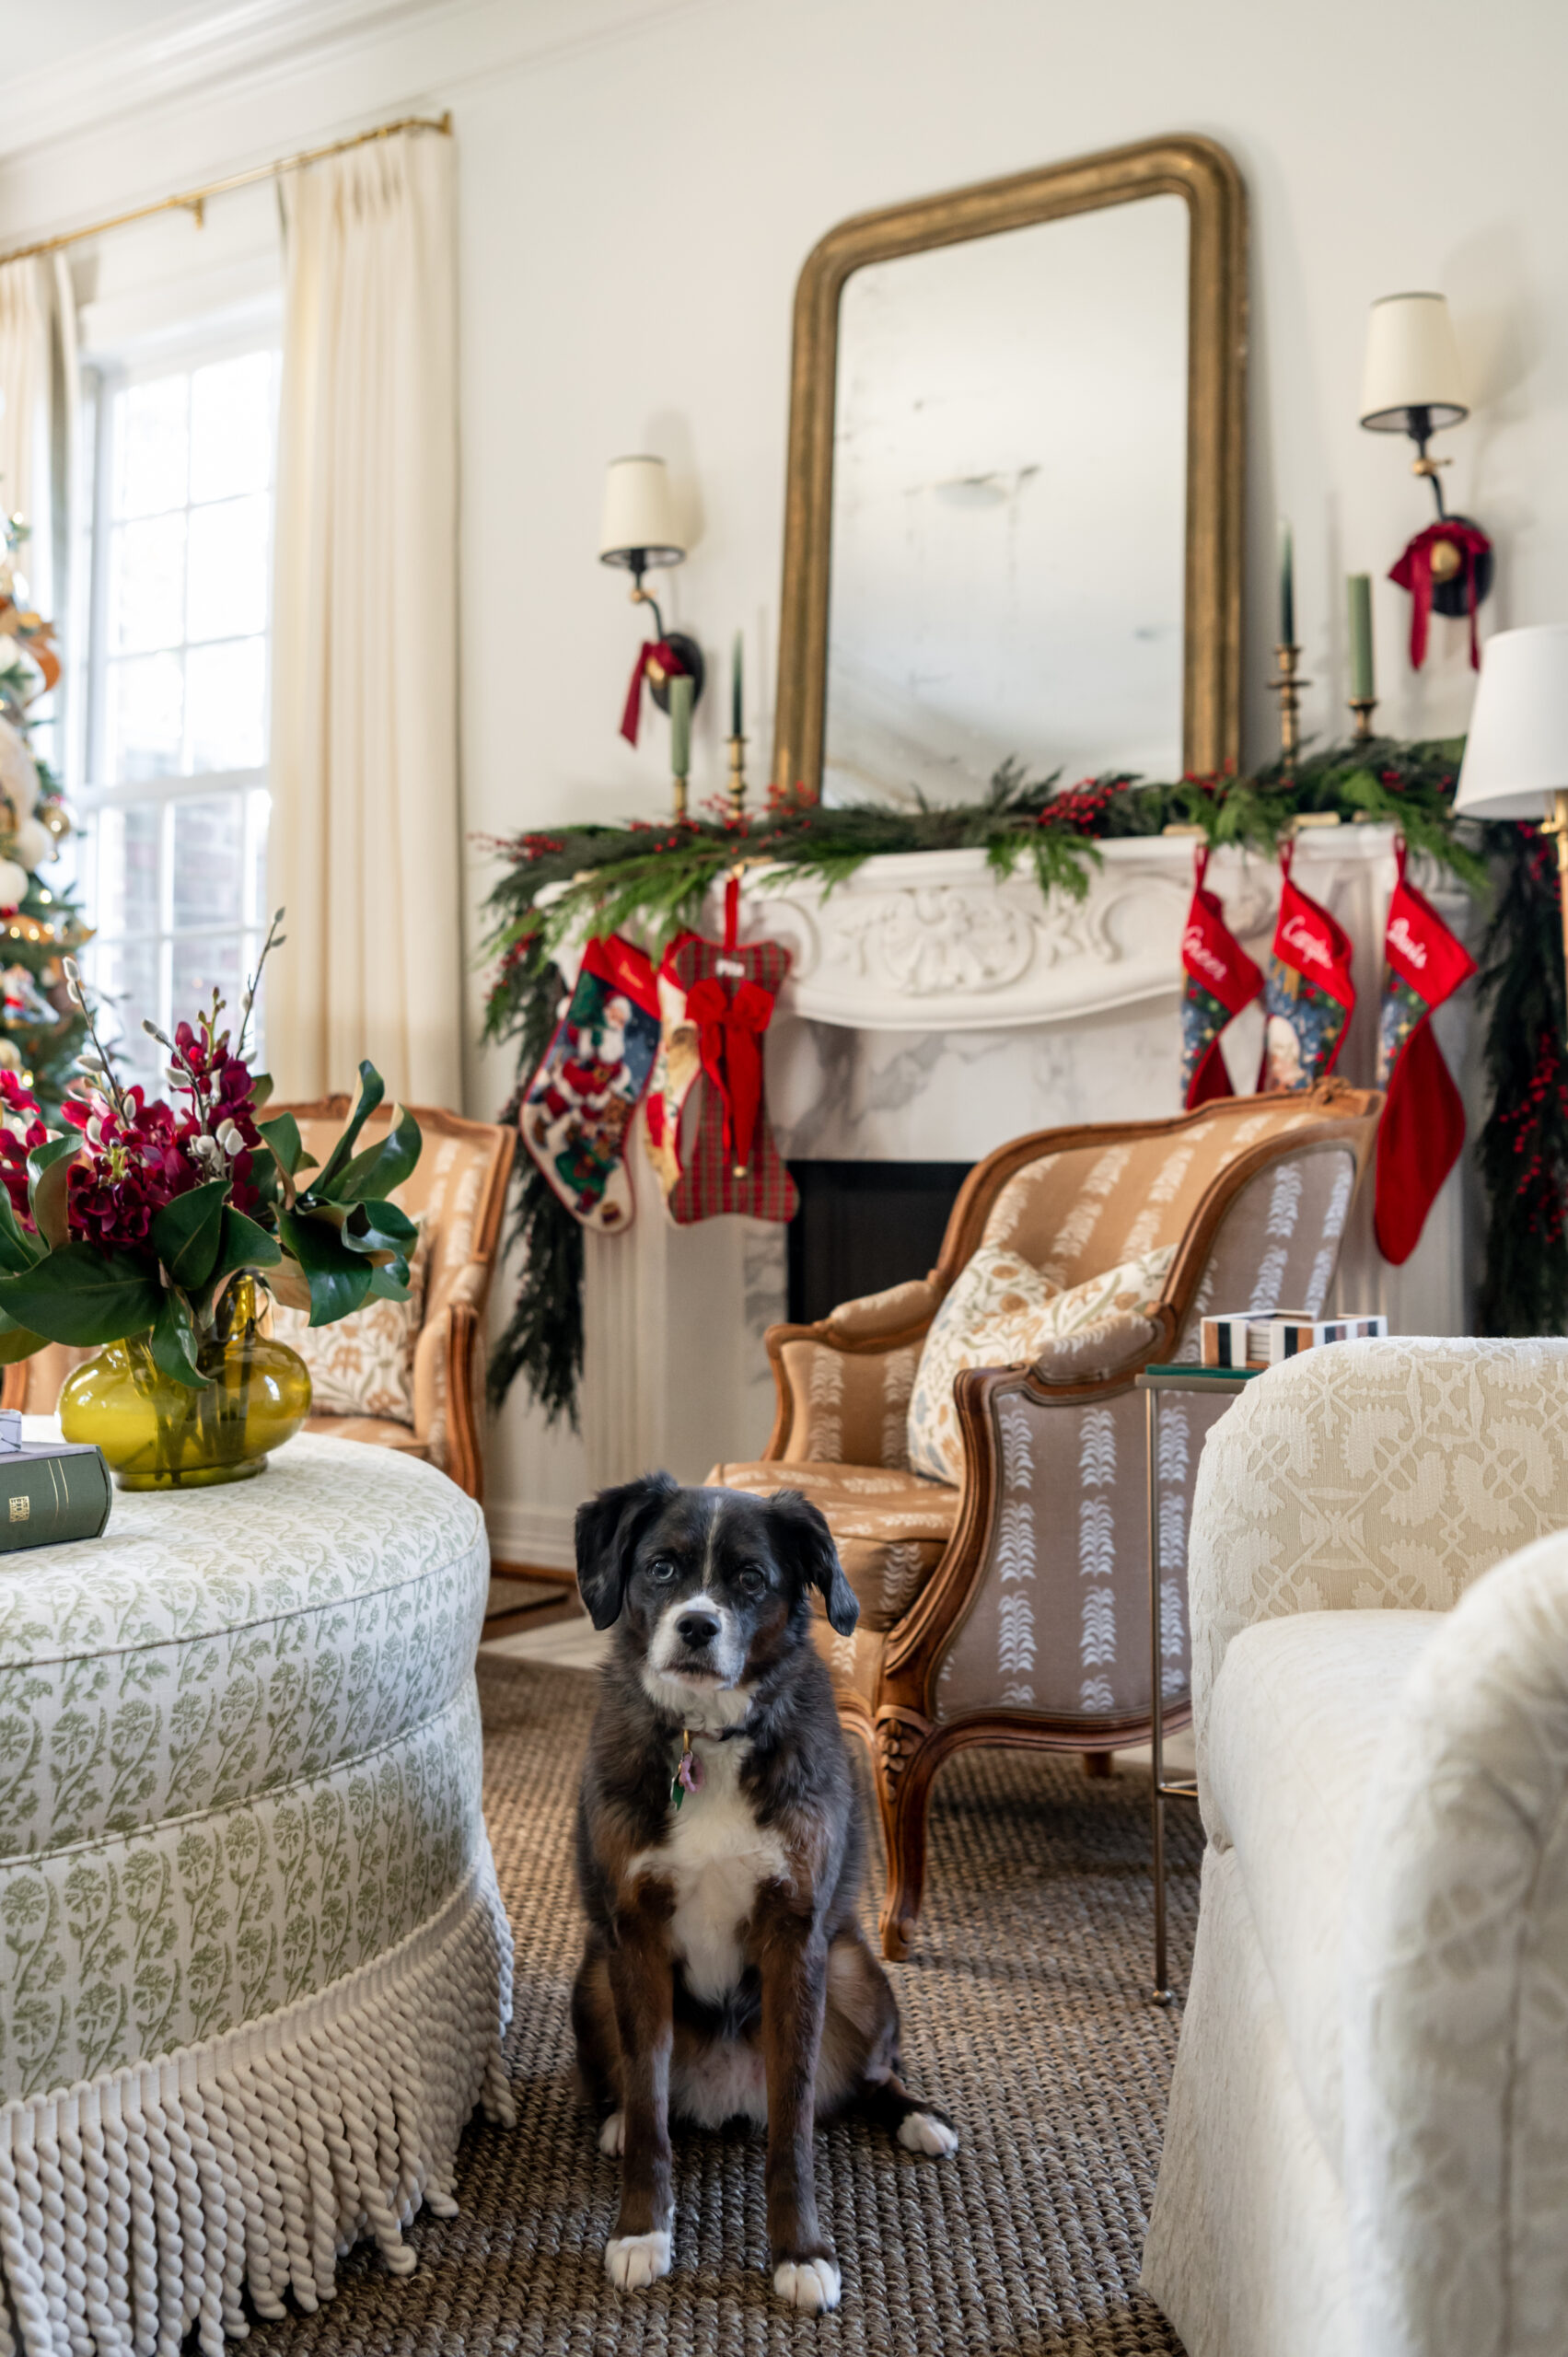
[0,1434,515,2356]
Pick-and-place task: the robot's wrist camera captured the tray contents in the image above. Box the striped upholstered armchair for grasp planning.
[710,1083,1382,1958]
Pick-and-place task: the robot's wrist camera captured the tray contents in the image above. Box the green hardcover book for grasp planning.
[0,1442,112,1551]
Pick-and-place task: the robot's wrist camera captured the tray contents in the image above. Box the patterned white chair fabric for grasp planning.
[710,1081,1382,1958]
[5,1103,515,1504]
[1143,1339,1568,2357]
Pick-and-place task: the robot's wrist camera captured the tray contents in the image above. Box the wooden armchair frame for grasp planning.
[759,1083,1381,1956]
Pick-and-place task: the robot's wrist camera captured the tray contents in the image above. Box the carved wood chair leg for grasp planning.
[874,1709,937,1963]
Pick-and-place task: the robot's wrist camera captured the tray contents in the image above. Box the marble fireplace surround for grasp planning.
[572,826,1472,1496]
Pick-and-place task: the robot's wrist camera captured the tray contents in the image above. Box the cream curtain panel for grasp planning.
[0,257,50,572]
[269,128,462,1106]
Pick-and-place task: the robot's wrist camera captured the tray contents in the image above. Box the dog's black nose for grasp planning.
[677,1609,721,1649]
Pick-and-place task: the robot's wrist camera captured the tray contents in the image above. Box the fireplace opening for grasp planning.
[785,1161,973,1326]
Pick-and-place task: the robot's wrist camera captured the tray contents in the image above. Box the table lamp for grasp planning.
[598,454,704,714]
[1454,623,1568,1000]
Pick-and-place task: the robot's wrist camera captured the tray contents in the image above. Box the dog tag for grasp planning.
[671,1737,705,1809]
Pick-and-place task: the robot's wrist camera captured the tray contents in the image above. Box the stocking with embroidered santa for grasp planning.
[1180,846,1263,1109]
[1259,842,1356,1093]
[1374,842,1476,1263]
[519,935,660,1231]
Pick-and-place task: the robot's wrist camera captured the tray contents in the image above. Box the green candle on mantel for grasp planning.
[1279,518,1295,647]
[1347,574,1375,702]
[668,673,692,777]
[731,630,743,739]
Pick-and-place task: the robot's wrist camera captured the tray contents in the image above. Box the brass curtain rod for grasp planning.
[0,110,452,271]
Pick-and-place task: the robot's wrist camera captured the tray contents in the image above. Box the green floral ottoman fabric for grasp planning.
[0,1436,490,2101]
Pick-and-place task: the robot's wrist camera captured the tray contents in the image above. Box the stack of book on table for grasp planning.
[1200,1311,1388,1372]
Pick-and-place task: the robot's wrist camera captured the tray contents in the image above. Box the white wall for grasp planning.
[3,0,1565,1559]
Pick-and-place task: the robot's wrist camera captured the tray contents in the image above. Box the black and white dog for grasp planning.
[571,1472,957,2314]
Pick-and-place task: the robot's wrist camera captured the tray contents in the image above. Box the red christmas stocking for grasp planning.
[668,877,798,1226]
[1180,846,1263,1109]
[1259,842,1357,1093]
[519,935,660,1232]
[1374,841,1477,1263]
[644,929,703,1202]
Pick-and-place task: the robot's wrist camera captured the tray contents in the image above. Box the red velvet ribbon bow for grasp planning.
[620,639,689,748]
[685,974,774,1174]
[1388,521,1492,672]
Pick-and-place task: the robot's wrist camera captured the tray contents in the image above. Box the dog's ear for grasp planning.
[575,1471,679,1630]
[768,1488,859,1637]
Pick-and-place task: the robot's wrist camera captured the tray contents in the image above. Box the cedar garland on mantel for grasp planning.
[481,738,1557,1424]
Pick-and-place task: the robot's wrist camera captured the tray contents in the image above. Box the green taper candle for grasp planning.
[1347,574,1375,702]
[1279,518,1295,647]
[668,673,692,776]
[731,631,743,738]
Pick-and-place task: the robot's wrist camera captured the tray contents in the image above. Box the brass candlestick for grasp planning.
[1348,694,1378,743]
[671,770,689,821]
[726,733,748,819]
[1267,644,1311,773]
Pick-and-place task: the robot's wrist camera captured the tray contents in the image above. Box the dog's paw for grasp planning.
[899,2108,959,2157]
[604,2228,671,2290]
[773,2256,842,2313]
[598,2109,625,2156]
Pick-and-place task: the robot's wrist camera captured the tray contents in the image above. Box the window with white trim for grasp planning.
[77,338,278,1086]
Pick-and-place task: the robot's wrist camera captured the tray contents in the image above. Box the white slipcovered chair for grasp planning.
[1142,1338,1568,2357]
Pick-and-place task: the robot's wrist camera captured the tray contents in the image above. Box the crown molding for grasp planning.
[0,0,452,163]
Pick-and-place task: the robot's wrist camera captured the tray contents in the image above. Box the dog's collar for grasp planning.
[669,1717,753,1809]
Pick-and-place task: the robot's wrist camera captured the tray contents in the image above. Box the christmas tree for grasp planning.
[0,516,87,1111]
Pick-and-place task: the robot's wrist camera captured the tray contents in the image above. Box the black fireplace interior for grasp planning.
[785,1160,973,1327]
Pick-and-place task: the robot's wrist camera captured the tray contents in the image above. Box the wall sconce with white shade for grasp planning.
[1454,624,1568,1000]
[1359,292,1493,667]
[598,455,705,737]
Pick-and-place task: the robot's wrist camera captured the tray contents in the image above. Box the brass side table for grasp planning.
[1135,1364,1260,2003]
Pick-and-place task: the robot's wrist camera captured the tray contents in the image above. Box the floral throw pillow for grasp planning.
[272,1227,428,1425]
[906,1241,1175,1483]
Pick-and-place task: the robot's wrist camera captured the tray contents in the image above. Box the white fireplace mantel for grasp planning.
[570,824,1477,1494]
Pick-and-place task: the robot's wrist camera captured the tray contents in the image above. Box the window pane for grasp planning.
[114,377,188,518]
[94,804,162,936]
[186,494,269,643]
[106,653,183,783]
[189,354,274,503]
[246,788,271,929]
[110,513,186,655]
[172,932,243,1023]
[172,796,242,930]
[185,639,265,772]
[89,937,163,1085]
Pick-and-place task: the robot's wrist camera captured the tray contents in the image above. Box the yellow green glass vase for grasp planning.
[59,1275,312,1490]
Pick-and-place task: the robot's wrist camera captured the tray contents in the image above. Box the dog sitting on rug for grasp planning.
[571,1472,958,2314]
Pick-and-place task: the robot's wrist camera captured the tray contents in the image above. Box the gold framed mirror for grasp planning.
[773,134,1247,805]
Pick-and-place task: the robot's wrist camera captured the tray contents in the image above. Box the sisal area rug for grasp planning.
[245,1655,1200,2356]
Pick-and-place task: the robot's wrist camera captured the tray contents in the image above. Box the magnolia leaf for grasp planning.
[0,1244,162,1347]
[258,1113,310,1185]
[308,1062,385,1201]
[148,1288,208,1390]
[0,1184,42,1274]
[331,1107,423,1205]
[250,1072,275,1112]
[366,1256,412,1302]
[265,1256,314,1315]
[279,1208,373,1328]
[207,1206,282,1295]
[149,1178,228,1293]
[27,1133,79,1252]
[341,1199,418,1260]
[0,1309,47,1364]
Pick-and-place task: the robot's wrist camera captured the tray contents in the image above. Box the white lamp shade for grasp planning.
[1359,292,1468,433]
[1454,626,1568,819]
[598,455,684,568]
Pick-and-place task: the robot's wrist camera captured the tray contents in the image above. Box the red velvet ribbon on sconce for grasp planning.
[683,876,774,1176]
[620,638,690,747]
[1388,519,1493,670]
